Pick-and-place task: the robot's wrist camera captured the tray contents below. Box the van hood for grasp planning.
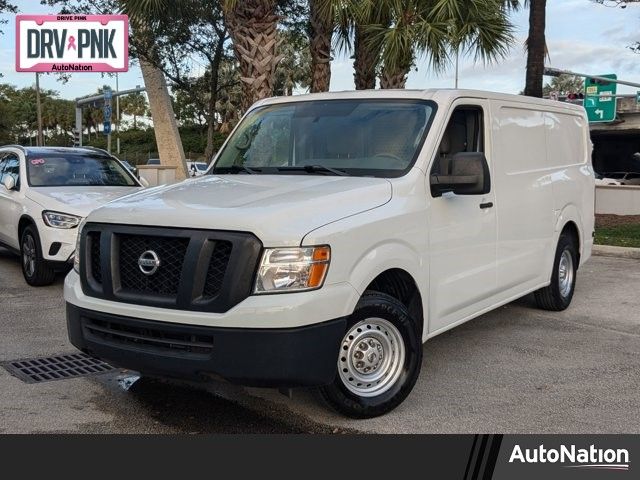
[88,175,392,246]
[27,186,143,218]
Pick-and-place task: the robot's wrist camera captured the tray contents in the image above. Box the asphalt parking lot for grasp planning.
[1,247,639,433]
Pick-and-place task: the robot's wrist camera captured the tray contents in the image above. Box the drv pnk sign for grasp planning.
[16,15,128,73]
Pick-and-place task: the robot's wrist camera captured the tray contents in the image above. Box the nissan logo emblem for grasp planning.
[138,250,161,275]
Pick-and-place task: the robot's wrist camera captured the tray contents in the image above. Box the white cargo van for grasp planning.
[64,90,594,418]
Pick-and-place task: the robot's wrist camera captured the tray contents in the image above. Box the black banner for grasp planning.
[0,435,635,479]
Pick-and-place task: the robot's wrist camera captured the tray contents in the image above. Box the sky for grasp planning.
[1,0,640,99]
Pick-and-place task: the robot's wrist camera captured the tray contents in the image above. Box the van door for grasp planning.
[427,100,497,333]
[492,106,555,293]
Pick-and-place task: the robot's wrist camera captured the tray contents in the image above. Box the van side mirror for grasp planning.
[430,152,490,197]
[2,176,16,191]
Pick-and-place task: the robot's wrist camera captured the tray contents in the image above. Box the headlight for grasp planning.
[73,219,86,273]
[254,246,331,294]
[42,211,82,229]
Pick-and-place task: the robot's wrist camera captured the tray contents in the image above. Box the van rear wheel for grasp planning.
[534,232,578,311]
[319,291,422,419]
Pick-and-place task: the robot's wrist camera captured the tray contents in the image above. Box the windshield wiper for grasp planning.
[213,164,260,175]
[277,165,348,176]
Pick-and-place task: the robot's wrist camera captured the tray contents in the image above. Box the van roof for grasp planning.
[255,89,585,114]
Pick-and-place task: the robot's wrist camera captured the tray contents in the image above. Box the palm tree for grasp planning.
[308,0,333,92]
[120,0,194,179]
[120,92,148,130]
[524,0,546,97]
[365,0,515,89]
[223,0,282,109]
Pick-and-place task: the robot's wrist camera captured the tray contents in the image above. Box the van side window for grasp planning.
[432,107,484,176]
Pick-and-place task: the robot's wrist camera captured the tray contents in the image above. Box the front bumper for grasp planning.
[35,216,78,263]
[67,303,346,387]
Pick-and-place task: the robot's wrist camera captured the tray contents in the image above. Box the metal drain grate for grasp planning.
[2,353,115,384]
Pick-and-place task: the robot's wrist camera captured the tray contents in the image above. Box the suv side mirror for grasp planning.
[430,152,490,197]
[2,176,16,191]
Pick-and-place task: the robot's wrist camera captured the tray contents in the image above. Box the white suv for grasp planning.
[0,146,143,286]
[65,90,594,417]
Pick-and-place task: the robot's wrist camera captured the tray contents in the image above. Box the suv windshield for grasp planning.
[27,154,137,187]
[212,99,435,177]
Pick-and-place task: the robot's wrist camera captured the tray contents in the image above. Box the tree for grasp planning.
[308,0,333,92]
[543,75,584,97]
[363,0,515,89]
[120,92,148,129]
[274,31,311,95]
[43,0,189,177]
[524,0,547,98]
[222,0,283,110]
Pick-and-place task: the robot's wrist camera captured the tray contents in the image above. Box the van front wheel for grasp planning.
[319,291,422,418]
[534,233,578,311]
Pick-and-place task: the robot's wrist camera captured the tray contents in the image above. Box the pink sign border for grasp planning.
[16,14,129,73]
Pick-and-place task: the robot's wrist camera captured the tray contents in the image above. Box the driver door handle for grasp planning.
[479,202,494,209]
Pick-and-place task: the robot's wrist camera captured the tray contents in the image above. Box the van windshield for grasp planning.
[211,100,435,177]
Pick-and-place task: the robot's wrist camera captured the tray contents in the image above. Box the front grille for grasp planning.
[88,232,102,284]
[118,234,189,296]
[84,318,214,357]
[203,241,233,298]
[80,224,262,313]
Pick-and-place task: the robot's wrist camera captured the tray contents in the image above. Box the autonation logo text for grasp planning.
[509,444,630,471]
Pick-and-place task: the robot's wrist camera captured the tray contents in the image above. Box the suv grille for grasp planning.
[80,224,262,313]
[118,234,189,296]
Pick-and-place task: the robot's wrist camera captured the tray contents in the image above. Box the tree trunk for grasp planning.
[139,58,188,180]
[353,25,377,90]
[224,0,281,111]
[379,64,411,89]
[524,0,547,98]
[204,33,226,161]
[309,0,332,93]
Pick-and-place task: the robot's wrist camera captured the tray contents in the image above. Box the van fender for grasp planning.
[554,204,583,254]
[345,240,427,317]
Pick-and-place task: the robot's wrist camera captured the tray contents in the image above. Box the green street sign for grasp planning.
[584,74,617,123]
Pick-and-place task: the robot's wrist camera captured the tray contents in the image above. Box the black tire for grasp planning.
[20,225,56,287]
[319,291,422,419]
[534,232,578,311]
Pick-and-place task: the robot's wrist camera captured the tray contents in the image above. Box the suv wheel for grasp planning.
[319,291,422,418]
[534,232,578,311]
[21,225,56,286]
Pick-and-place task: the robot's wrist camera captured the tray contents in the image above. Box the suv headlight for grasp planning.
[254,246,331,294]
[42,211,82,229]
[73,219,86,273]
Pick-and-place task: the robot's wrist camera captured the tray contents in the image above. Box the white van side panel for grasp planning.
[492,104,556,293]
[545,111,595,264]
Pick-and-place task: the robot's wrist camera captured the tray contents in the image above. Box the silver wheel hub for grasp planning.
[338,318,405,397]
[558,249,574,298]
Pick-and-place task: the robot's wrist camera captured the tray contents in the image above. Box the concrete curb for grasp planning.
[593,244,640,259]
